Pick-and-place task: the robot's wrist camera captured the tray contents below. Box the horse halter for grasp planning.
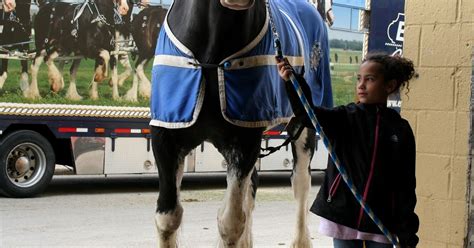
[72,0,113,26]
[68,0,115,45]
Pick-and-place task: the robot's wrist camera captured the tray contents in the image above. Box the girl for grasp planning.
[277,53,419,248]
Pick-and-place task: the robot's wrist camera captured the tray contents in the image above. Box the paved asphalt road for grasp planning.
[0,171,334,247]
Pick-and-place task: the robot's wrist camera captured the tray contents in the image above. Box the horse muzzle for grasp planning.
[116,0,129,16]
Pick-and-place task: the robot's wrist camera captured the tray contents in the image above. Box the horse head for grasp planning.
[115,0,130,16]
[3,0,16,12]
[220,0,255,10]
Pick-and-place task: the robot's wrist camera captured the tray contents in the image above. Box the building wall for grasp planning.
[402,0,473,247]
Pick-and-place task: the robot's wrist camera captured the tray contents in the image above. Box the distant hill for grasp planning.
[329,39,363,51]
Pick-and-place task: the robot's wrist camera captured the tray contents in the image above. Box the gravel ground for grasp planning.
[0,171,333,248]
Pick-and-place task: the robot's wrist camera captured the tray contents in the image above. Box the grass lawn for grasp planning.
[0,59,151,107]
[330,63,358,106]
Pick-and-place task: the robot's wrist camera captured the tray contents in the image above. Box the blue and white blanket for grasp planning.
[150,0,332,128]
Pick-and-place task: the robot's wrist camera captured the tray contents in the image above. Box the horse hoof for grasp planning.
[124,96,138,102]
[66,94,83,101]
[23,90,41,100]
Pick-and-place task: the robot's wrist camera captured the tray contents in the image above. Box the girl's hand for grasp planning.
[276,57,292,81]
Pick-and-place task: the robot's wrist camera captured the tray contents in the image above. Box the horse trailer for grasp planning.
[0,103,328,197]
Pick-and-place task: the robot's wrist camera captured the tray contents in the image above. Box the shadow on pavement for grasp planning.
[38,170,325,197]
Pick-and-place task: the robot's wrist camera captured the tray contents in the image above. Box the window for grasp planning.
[330,1,366,33]
[333,0,365,8]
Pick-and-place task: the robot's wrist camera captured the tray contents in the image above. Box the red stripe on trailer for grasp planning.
[58,127,77,133]
[58,127,88,133]
[114,128,131,133]
[264,130,281,136]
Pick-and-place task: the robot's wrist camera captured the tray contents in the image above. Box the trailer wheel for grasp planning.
[0,130,55,198]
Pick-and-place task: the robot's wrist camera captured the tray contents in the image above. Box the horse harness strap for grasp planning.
[72,0,91,24]
[88,1,113,26]
[258,120,305,158]
[69,0,113,38]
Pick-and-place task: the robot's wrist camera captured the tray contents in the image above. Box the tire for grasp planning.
[0,130,55,198]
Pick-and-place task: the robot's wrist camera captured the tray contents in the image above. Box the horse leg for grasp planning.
[19,59,29,91]
[109,53,120,100]
[111,30,132,87]
[124,57,146,102]
[290,127,316,248]
[117,53,132,87]
[56,60,65,91]
[46,51,63,93]
[123,69,138,102]
[90,50,111,100]
[137,57,151,99]
[24,50,46,99]
[151,126,197,248]
[216,128,263,248]
[240,168,258,247]
[65,59,83,100]
[0,59,8,89]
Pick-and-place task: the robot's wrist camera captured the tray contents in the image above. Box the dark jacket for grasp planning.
[309,103,419,247]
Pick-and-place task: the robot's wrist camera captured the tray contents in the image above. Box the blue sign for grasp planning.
[368,0,405,56]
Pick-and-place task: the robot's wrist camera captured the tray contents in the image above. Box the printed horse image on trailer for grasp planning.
[150,0,332,247]
[24,0,129,100]
[0,0,31,91]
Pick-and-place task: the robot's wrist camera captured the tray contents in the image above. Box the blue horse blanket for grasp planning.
[150,0,333,128]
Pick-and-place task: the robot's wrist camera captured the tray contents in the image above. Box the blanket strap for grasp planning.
[188,61,228,69]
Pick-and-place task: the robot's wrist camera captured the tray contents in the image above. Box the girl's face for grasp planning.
[356,61,395,104]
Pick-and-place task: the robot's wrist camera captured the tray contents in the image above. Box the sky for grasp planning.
[333,0,365,8]
[329,0,366,41]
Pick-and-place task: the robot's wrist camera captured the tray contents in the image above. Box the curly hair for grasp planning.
[362,52,416,94]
